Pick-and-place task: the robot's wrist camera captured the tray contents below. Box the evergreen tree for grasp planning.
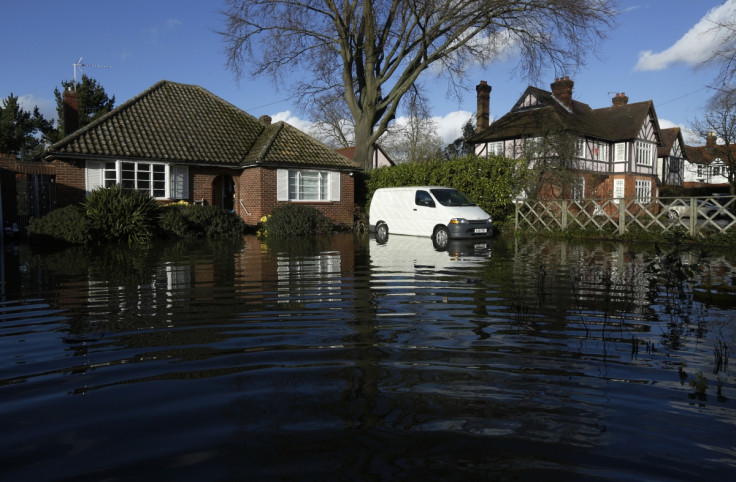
[0,93,54,158]
[444,119,476,160]
[51,75,115,141]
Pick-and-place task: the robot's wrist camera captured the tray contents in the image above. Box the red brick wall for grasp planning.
[1,157,355,227]
[236,167,355,226]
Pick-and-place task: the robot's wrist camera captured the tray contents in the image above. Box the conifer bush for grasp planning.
[261,204,332,237]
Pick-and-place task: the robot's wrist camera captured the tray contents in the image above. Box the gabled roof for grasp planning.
[685,143,736,165]
[469,84,660,145]
[43,80,359,170]
[657,127,684,158]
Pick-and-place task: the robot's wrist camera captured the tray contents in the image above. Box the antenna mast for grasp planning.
[73,57,110,90]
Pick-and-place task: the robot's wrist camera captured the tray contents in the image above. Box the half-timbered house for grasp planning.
[469,78,665,202]
[657,127,686,187]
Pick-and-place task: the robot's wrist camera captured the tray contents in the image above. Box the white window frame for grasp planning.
[636,140,654,166]
[86,160,188,200]
[577,138,587,158]
[635,180,651,203]
[277,168,340,202]
[613,179,625,205]
[490,141,504,156]
[614,143,626,162]
[593,142,607,161]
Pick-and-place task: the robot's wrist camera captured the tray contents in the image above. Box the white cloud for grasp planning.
[271,109,473,147]
[635,0,736,71]
[17,94,57,123]
[432,110,474,144]
[271,110,318,134]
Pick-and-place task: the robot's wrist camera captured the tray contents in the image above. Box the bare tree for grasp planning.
[691,89,736,194]
[308,91,355,148]
[705,18,736,95]
[221,0,616,170]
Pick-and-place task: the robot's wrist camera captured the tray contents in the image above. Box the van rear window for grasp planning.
[430,189,475,206]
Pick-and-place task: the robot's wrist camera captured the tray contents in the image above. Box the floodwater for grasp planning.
[1,233,735,481]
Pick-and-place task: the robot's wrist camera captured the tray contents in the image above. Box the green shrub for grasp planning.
[157,204,193,238]
[365,154,527,224]
[157,203,247,238]
[27,204,89,245]
[85,185,160,244]
[262,204,332,237]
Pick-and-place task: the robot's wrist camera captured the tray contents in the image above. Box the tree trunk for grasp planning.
[353,114,377,171]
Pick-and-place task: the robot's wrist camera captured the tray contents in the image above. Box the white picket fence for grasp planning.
[515,196,736,236]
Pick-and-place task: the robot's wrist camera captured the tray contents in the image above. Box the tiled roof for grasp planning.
[658,127,680,158]
[470,85,659,144]
[43,80,359,170]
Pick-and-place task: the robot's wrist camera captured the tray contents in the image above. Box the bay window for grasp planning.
[87,160,189,199]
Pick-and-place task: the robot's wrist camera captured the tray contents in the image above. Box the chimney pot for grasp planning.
[259,115,272,126]
[612,92,629,107]
[475,80,492,133]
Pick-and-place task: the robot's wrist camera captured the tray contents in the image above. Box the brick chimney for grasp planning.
[62,87,79,135]
[475,80,492,133]
[612,92,629,107]
[259,115,272,126]
[550,76,574,110]
[706,131,717,148]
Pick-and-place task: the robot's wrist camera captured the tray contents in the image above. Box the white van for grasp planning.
[369,186,494,249]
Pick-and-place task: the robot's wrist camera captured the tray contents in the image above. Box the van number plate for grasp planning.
[474,228,487,234]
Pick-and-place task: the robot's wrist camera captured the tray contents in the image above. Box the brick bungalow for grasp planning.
[1,80,361,230]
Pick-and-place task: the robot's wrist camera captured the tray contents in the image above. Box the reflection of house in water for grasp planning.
[277,251,342,303]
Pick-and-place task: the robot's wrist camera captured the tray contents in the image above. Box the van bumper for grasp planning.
[448,222,494,238]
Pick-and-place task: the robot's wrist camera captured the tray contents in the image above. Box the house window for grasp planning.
[614,143,626,162]
[577,139,586,158]
[697,165,704,177]
[636,141,653,166]
[120,162,166,197]
[613,179,625,205]
[635,180,651,203]
[572,177,585,200]
[87,160,188,199]
[489,141,504,156]
[277,168,340,202]
[593,143,607,161]
[712,166,721,176]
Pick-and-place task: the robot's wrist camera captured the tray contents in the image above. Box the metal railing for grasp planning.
[515,195,736,236]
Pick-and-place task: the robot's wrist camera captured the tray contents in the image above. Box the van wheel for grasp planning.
[432,226,450,250]
[375,223,389,244]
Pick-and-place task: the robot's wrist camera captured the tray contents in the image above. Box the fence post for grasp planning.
[619,199,626,235]
[561,200,567,231]
[689,197,696,236]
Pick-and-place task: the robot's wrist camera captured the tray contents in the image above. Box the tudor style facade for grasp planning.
[469,78,666,203]
[656,127,686,187]
[1,81,360,230]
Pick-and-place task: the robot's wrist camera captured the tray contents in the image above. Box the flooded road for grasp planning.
[1,234,734,480]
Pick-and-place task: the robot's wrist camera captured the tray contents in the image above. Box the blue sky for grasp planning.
[2,0,735,146]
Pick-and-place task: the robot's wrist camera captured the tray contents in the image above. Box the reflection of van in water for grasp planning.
[369,186,494,249]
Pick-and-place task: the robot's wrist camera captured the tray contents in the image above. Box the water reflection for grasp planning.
[0,234,735,480]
